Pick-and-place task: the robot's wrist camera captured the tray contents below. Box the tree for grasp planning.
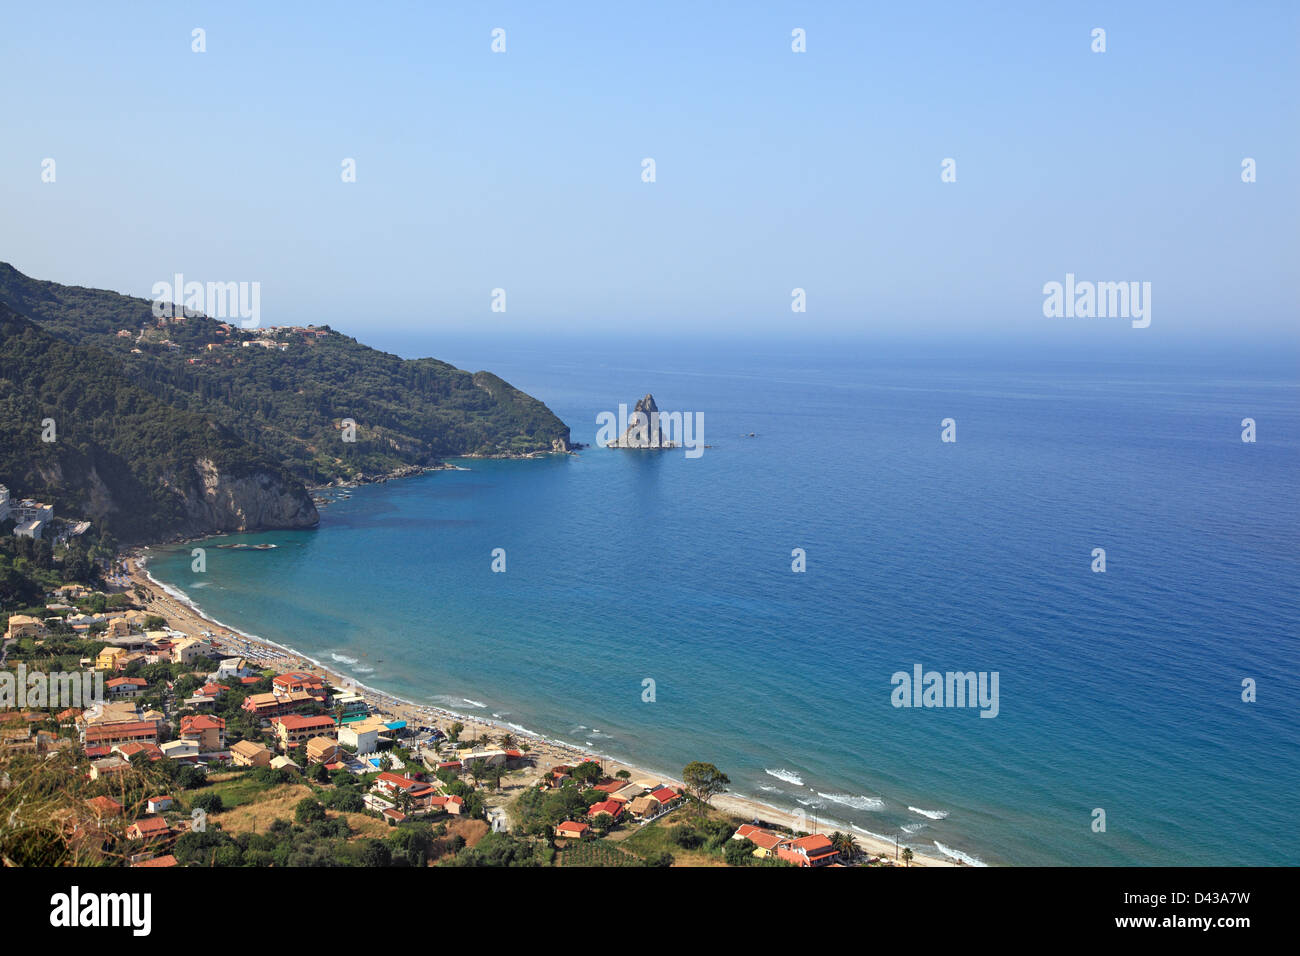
[498,732,515,749]
[681,762,730,816]
[615,769,631,780]
[190,792,224,814]
[294,797,326,825]
[724,838,754,866]
[448,721,464,743]
[830,831,858,861]
[902,847,914,867]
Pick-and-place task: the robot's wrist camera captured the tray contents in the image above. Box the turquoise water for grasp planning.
[147,339,1300,865]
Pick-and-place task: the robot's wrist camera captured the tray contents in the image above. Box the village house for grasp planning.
[271,713,336,752]
[272,671,326,700]
[84,720,160,750]
[171,638,211,665]
[159,739,200,761]
[732,824,787,859]
[338,715,388,753]
[94,646,128,671]
[230,739,273,768]
[330,690,369,719]
[305,736,343,765]
[179,714,226,751]
[587,799,624,823]
[105,676,148,700]
[556,821,590,841]
[242,689,319,720]
[209,657,255,682]
[5,614,47,640]
[372,772,436,809]
[84,796,123,821]
[113,741,163,762]
[627,795,660,821]
[89,755,132,781]
[428,794,464,815]
[774,834,840,868]
[146,795,174,814]
[125,816,172,844]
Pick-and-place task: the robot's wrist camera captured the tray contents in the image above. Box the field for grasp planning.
[185,771,284,810]
[558,841,643,867]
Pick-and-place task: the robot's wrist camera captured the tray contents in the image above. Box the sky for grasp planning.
[1,1,1296,350]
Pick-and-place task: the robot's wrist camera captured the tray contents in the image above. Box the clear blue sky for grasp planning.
[1,1,1296,348]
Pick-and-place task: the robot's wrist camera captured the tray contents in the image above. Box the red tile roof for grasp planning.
[179,714,226,732]
[588,799,623,819]
[127,816,171,838]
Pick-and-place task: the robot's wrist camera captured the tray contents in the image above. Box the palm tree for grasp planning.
[830,831,859,861]
[499,732,515,750]
[901,847,914,867]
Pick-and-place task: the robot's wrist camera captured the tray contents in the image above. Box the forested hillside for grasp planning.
[0,263,571,486]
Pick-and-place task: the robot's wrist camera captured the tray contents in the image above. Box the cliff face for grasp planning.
[175,459,319,535]
[0,303,319,543]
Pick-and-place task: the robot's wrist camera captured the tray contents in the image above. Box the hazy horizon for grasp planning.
[2,1,1296,347]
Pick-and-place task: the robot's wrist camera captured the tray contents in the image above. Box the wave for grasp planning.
[934,842,987,867]
[330,653,359,665]
[353,666,375,674]
[765,768,804,786]
[817,792,885,811]
[901,823,928,834]
[851,823,901,845]
[795,797,824,808]
[462,698,486,708]
[908,806,950,820]
[758,785,782,793]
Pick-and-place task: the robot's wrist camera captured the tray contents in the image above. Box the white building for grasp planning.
[159,739,199,760]
[338,716,388,754]
[0,484,9,522]
[10,497,53,539]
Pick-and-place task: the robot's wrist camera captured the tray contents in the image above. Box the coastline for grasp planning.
[128,550,963,867]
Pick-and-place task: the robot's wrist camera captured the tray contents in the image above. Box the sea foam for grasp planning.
[908,806,950,820]
[765,768,804,786]
[818,792,885,811]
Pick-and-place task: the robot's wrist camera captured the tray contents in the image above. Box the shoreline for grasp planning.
[127,550,964,867]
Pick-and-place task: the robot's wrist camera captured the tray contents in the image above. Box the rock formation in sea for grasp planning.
[606,394,678,449]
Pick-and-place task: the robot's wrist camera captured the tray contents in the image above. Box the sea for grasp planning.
[145,333,1300,866]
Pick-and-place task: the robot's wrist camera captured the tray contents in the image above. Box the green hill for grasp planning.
[0,263,571,486]
[0,263,572,542]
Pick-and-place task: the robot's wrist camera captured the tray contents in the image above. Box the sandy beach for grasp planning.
[126,552,958,866]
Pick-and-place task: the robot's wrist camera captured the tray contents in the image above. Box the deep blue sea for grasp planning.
[147,336,1300,866]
